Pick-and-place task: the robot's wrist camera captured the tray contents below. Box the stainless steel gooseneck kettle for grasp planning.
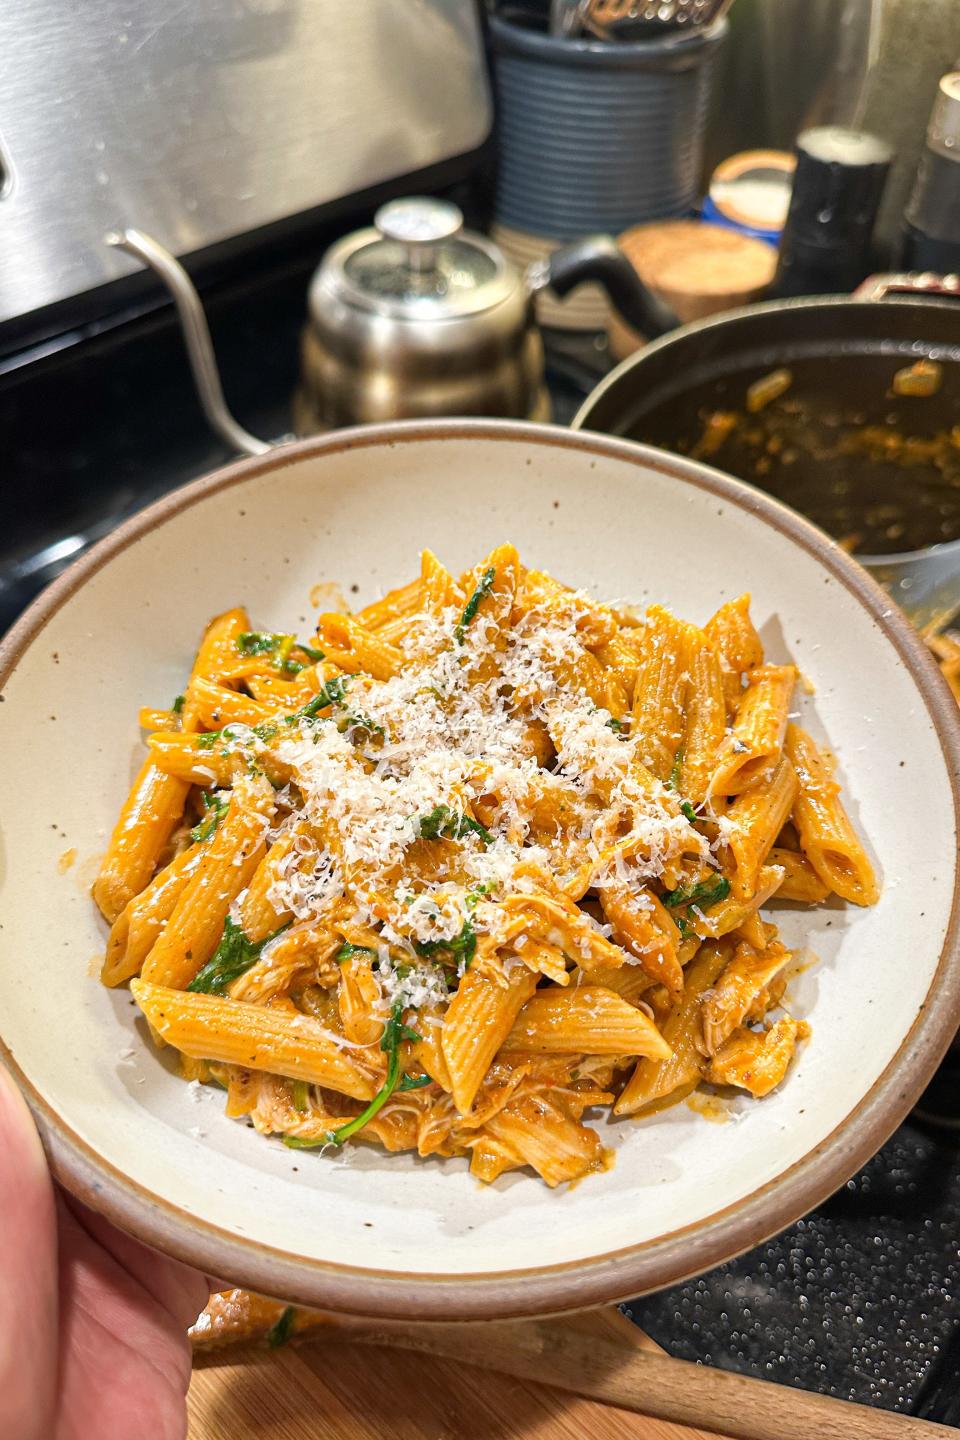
[107,198,677,451]
[294,196,676,431]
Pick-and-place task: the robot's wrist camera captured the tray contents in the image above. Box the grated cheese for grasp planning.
[255,577,705,1011]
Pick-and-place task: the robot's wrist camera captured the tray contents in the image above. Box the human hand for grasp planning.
[0,1065,209,1440]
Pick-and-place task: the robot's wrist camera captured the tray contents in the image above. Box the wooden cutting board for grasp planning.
[188,1308,729,1440]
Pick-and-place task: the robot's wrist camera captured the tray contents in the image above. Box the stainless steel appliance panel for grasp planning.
[0,0,491,325]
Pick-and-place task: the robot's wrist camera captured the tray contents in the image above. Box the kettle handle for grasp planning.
[532,235,678,340]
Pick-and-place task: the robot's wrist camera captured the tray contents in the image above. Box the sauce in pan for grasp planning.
[632,352,960,556]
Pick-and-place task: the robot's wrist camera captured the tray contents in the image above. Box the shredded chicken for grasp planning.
[704,1017,807,1097]
[700,940,792,1057]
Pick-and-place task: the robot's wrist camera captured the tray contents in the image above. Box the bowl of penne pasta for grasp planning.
[1,419,959,1319]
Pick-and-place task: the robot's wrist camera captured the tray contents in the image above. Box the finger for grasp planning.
[0,1065,59,1440]
[63,1196,210,1333]
[55,1195,195,1440]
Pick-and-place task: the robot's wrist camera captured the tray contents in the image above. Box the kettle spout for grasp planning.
[105,228,273,458]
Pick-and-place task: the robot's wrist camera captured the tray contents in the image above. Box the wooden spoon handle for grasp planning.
[346,1317,949,1440]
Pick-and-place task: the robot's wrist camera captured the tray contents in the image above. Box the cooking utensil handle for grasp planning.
[104,228,272,457]
[535,234,678,338]
[853,271,960,301]
[349,1316,952,1440]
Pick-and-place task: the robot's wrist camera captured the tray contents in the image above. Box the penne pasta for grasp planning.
[506,985,671,1059]
[481,1091,606,1188]
[615,942,731,1116]
[769,847,830,904]
[314,613,403,680]
[98,551,876,1186]
[182,676,285,732]
[101,843,205,987]
[703,592,764,713]
[419,549,464,619]
[239,826,307,942]
[441,958,538,1115]
[140,776,276,990]
[181,608,251,730]
[131,979,379,1100]
[354,577,422,632]
[598,883,682,997]
[93,763,190,924]
[710,663,797,796]
[785,724,879,905]
[681,632,727,806]
[630,605,698,779]
[722,757,798,900]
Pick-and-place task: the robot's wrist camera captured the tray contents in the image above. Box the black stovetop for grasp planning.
[2,226,959,1427]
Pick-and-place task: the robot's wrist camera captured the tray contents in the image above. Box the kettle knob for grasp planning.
[374,197,463,275]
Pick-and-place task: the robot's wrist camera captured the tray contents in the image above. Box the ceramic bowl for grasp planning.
[2,421,959,1320]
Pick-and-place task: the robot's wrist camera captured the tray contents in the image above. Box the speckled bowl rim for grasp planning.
[2,419,959,1320]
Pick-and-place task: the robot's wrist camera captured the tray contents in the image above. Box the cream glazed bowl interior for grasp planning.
[1,420,959,1320]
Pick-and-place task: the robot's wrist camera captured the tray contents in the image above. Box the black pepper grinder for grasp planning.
[772,127,893,297]
[902,73,960,273]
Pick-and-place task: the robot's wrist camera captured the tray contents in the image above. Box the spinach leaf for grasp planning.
[415,804,492,847]
[334,942,376,964]
[335,709,385,739]
[190,791,229,844]
[237,631,281,656]
[455,566,496,644]
[663,750,702,824]
[238,631,325,674]
[665,746,684,791]
[195,676,351,754]
[283,1001,426,1150]
[288,676,349,723]
[265,1305,296,1348]
[663,874,730,912]
[413,917,477,970]
[187,917,290,996]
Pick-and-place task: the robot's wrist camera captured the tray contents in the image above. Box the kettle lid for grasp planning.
[316,197,516,320]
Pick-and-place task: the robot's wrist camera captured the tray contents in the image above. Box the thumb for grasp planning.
[0,1065,59,1440]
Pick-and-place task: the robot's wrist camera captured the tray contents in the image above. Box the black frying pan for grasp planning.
[574,290,960,559]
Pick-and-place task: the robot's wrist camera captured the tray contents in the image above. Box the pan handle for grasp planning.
[853,271,960,301]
